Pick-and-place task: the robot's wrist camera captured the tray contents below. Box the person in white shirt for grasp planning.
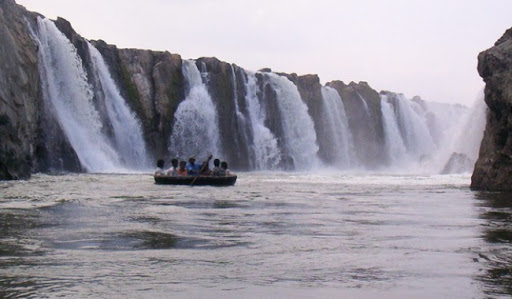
[166,158,179,176]
[155,159,165,176]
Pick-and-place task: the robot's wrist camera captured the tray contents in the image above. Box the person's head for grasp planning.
[221,161,228,170]
[179,161,186,169]
[213,159,220,167]
[171,158,178,168]
[189,157,196,165]
[157,159,164,168]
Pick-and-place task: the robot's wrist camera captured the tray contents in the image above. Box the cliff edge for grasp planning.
[0,0,41,179]
[471,27,512,191]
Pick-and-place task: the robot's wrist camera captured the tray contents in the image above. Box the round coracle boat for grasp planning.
[154,175,237,186]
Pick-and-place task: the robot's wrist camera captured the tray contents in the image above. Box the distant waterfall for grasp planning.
[381,95,409,166]
[388,93,436,160]
[264,73,319,170]
[243,72,281,170]
[319,87,355,168]
[437,95,487,173]
[169,60,222,160]
[35,18,125,172]
[87,42,150,170]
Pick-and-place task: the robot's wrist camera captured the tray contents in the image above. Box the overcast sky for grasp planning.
[17,0,512,106]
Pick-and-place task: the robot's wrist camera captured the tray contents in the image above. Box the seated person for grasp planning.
[212,159,223,176]
[186,157,201,176]
[166,158,179,176]
[220,161,232,176]
[177,161,188,176]
[200,160,212,176]
[155,159,165,176]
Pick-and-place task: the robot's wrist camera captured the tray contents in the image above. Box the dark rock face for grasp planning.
[100,46,185,160]
[471,27,512,191]
[0,0,41,179]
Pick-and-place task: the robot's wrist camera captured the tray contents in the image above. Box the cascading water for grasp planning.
[243,72,281,170]
[31,18,480,175]
[319,86,355,168]
[168,60,222,160]
[381,95,410,167]
[436,94,487,173]
[264,73,320,170]
[35,17,125,172]
[87,42,150,170]
[389,93,437,160]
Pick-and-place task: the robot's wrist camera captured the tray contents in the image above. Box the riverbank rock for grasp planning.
[471,27,512,191]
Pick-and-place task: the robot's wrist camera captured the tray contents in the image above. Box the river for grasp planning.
[1,173,510,298]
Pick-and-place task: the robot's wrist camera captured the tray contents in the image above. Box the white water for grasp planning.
[265,73,320,170]
[435,95,487,172]
[87,42,150,170]
[169,60,223,160]
[356,91,371,116]
[243,72,281,170]
[320,86,355,168]
[392,94,437,161]
[381,95,409,167]
[35,18,125,172]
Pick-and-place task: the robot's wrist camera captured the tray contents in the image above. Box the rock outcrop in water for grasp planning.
[0,0,476,179]
[471,27,512,191]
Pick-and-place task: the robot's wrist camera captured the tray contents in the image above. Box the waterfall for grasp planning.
[319,86,355,168]
[437,95,487,173]
[391,94,436,160]
[228,65,252,169]
[243,72,281,170]
[168,60,222,161]
[381,95,409,166]
[264,73,320,170]
[35,17,127,172]
[87,42,151,170]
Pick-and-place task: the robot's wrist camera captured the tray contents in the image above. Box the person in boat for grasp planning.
[166,158,179,176]
[200,160,212,176]
[212,159,222,176]
[155,159,165,176]
[177,160,188,176]
[186,157,200,176]
[221,161,232,176]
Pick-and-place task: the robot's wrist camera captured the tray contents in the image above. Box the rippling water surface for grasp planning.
[1,173,511,298]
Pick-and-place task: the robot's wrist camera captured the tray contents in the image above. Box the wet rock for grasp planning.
[471,27,512,191]
[0,0,41,179]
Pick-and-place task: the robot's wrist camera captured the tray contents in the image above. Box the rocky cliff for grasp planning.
[471,27,512,191]
[0,0,41,179]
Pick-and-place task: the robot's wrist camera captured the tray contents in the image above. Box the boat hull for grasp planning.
[154,175,237,186]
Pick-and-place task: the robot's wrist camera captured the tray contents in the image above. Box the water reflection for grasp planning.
[474,192,512,297]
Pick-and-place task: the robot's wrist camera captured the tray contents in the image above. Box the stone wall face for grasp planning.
[0,0,41,179]
[471,27,512,191]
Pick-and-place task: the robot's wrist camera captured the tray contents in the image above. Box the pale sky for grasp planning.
[17,0,512,105]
